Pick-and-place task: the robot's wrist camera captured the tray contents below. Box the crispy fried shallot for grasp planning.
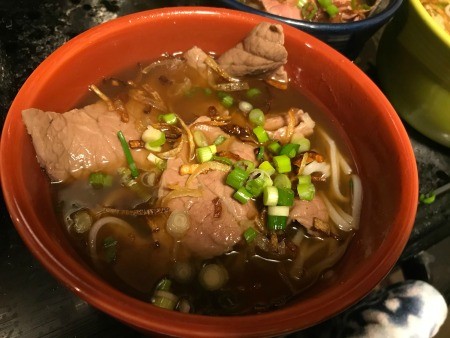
[212,197,222,218]
[100,207,170,217]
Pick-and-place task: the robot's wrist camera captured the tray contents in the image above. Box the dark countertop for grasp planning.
[1,0,449,336]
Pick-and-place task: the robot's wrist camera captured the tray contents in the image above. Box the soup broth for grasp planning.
[52,51,360,315]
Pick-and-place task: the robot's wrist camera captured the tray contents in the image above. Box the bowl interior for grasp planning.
[0,7,418,337]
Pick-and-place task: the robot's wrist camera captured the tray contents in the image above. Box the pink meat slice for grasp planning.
[261,0,302,20]
[22,101,149,182]
[158,118,258,258]
[288,196,329,230]
[264,109,315,141]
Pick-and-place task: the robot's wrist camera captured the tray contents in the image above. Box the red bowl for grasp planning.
[0,7,418,337]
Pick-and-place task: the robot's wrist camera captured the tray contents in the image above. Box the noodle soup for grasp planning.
[47,50,361,315]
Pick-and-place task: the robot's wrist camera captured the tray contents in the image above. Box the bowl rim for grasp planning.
[220,0,404,30]
[409,0,450,47]
[0,6,418,337]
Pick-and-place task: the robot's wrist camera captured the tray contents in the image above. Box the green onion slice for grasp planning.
[244,227,258,243]
[279,143,300,158]
[267,215,287,231]
[214,135,227,146]
[221,95,234,108]
[117,130,139,178]
[267,205,290,217]
[297,182,315,201]
[253,126,270,144]
[196,146,214,163]
[259,161,276,176]
[263,186,279,206]
[159,113,177,125]
[277,188,295,206]
[273,155,292,174]
[267,141,281,155]
[245,176,266,197]
[234,160,255,173]
[89,172,113,188]
[256,146,265,161]
[291,136,311,153]
[249,108,265,127]
[273,173,292,189]
[226,167,250,190]
[233,187,253,204]
[212,155,234,166]
[246,88,261,98]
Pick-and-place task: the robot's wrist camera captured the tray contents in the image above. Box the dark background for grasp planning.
[1,0,449,336]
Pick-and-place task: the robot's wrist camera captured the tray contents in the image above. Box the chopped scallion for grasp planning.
[273,155,292,174]
[159,113,177,125]
[297,181,315,201]
[276,188,295,206]
[249,108,265,127]
[214,135,227,146]
[212,155,234,166]
[244,227,258,243]
[279,143,300,158]
[226,167,250,190]
[273,173,292,189]
[263,186,279,206]
[196,146,215,163]
[152,290,178,310]
[245,177,266,197]
[267,141,281,155]
[156,278,172,291]
[291,136,311,152]
[193,130,209,147]
[259,161,276,176]
[142,126,163,143]
[234,160,255,173]
[298,174,312,185]
[256,146,265,161]
[89,172,113,188]
[147,153,166,170]
[267,205,290,217]
[246,88,261,98]
[117,130,139,178]
[147,132,166,147]
[253,126,270,143]
[267,215,287,231]
[239,101,253,114]
[233,187,253,204]
[221,95,234,108]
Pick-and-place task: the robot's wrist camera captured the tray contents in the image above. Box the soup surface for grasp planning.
[22,23,362,315]
[51,54,361,315]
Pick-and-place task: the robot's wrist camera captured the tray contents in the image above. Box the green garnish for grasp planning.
[103,236,118,263]
[233,187,253,204]
[244,227,258,243]
[226,167,250,190]
[89,172,113,188]
[419,182,450,204]
[117,130,139,178]
[249,108,265,127]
